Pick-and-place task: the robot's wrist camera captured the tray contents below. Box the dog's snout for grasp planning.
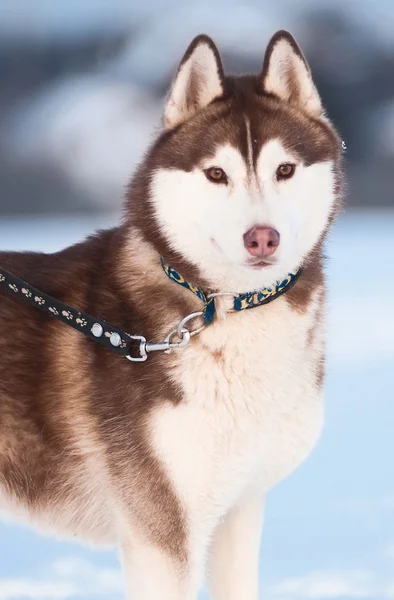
[243,226,280,258]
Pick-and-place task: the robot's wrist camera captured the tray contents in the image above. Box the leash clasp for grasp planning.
[162,327,191,354]
[163,310,206,354]
[125,310,206,361]
[125,335,148,362]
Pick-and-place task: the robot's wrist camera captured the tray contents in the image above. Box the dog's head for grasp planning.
[130,31,343,293]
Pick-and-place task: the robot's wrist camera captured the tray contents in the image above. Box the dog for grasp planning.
[0,31,343,599]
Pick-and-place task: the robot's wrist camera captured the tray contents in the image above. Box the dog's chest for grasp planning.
[151,296,324,518]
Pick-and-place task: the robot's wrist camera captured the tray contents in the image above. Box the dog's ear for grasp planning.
[260,30,323,117]
[164,35,225,129]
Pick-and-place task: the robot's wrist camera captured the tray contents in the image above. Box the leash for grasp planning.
[0,262,302,363]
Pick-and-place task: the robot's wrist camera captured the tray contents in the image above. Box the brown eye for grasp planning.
[205,167,227,184]
[276,163,296,181]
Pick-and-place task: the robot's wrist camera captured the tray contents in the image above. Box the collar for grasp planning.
[160,258,302,324]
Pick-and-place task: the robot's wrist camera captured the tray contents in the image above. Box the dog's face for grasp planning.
[135,31,342,293]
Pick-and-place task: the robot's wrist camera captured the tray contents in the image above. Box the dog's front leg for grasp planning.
[208,492,265,600]
[120,529,202,600]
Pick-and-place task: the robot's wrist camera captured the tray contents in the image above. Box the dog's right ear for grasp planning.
[163,35,225,130]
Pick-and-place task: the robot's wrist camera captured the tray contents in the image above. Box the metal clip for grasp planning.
[125,335,148,362]
[145,340,171,353]
[125,310,206,361]
[163,327,191,354]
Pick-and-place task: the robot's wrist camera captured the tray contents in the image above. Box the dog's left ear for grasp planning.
[260,30,323,117]
[164,35,225,129]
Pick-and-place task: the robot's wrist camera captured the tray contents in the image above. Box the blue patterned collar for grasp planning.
[161,258,302,324]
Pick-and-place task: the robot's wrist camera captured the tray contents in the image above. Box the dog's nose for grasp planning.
[243,226,280,258]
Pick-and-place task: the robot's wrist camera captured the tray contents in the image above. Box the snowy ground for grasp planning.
[0,210,393,600]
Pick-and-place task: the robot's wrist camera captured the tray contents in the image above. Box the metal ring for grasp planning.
[206,292,239,299]
[176,311,205,339]
[164,327,191,354]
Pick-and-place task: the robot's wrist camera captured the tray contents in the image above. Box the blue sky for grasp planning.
[0,210,393,599]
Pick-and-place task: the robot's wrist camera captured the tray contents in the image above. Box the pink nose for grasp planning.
[243,226,280,258]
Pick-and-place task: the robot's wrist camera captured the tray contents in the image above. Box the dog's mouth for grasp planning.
[245,258,276,269]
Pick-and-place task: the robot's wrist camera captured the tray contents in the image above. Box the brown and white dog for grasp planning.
[0,31,343,599]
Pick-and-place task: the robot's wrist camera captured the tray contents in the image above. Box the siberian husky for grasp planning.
[0,31,343,599]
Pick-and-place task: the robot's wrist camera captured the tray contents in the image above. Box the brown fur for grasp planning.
[0,230,195,559]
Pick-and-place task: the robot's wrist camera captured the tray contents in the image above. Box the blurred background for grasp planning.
[0,1,394,600]
[0,0,394,214]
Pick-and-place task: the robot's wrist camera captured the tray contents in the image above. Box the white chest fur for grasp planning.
[151,290,324,525]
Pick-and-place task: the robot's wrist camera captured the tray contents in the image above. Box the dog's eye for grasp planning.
[276,163,296,181]
[205,167,227,184]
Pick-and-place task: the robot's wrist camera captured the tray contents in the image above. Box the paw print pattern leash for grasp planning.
[0,268,137,357]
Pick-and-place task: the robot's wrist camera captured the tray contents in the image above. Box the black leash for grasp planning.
[0,267,144,360]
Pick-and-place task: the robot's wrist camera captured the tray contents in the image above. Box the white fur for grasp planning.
[208,494,264,600]
[141,286,324,599]
[117,286,324,600]
[264,37,323,116]
[137,130,333,599]
[151,139,335,293]
[244,116,254,172]
[120,534,202,600]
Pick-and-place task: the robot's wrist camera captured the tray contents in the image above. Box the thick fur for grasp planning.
[0,31,343,600]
